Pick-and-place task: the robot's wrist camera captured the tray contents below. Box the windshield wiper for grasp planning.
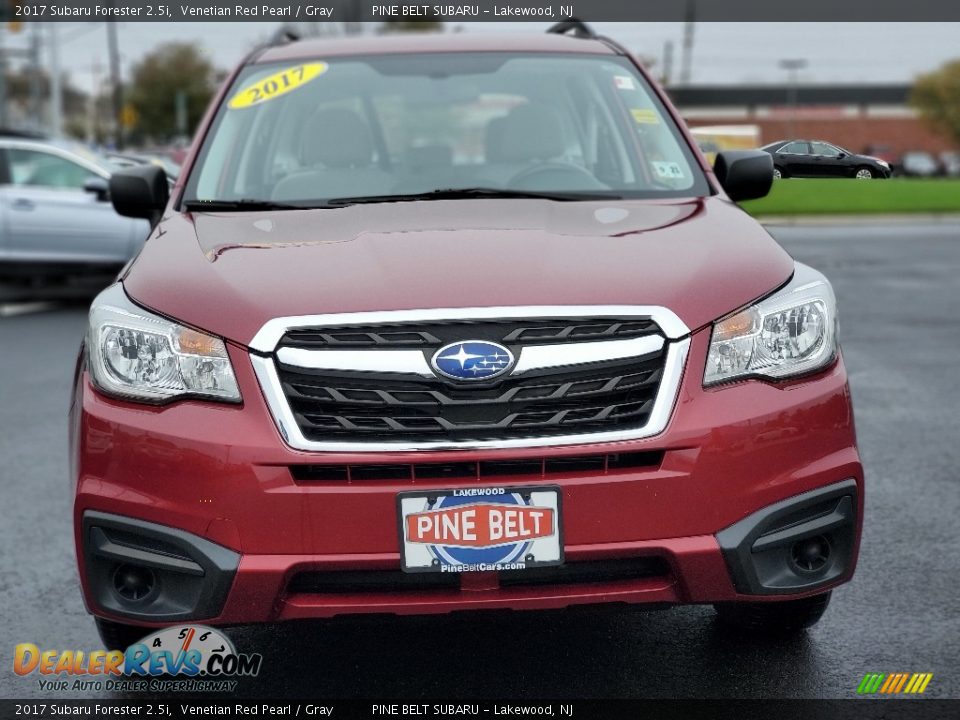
[182,199,317,212]
[327,187,621,206]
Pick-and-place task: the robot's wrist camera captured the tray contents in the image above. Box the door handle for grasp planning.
[11,197,35,210]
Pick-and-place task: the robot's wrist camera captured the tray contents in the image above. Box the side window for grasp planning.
[812,142,841,157]
[7,149,96,190]
[781,142,809,154]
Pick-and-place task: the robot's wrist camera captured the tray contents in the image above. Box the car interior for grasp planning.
[191,55,704,203]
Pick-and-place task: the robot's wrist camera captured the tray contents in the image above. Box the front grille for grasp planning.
[287,557,670,594]
[279,355,664,443]
[290,451,664,483]
[279,318,661,350]
[268,314,675,446]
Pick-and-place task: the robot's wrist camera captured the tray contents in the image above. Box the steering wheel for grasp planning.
[507,162,608,191]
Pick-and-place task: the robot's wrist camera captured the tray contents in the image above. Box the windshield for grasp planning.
[184,52,709,207]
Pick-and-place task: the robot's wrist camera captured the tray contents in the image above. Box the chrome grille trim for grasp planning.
[276,346,435,377]
[512,335,664,375]
[274,334,665,378]
[249,305,690,352]
[252,339,690,453]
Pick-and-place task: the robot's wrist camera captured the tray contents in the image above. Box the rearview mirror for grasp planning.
[714,150,773,202]
[83,176,110,202]
[109,165,169,228]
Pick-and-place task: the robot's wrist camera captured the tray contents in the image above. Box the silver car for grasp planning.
[0,136,150,284]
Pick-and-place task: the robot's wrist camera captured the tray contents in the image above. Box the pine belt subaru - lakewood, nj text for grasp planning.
[70,22,863,649]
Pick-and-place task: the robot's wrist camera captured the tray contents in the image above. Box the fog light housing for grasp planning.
[716,480,857,595]
[112,564,157,603]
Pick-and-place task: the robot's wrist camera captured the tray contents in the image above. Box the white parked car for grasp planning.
[0,134,150,288]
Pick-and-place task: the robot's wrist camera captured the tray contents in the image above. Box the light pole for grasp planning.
[49,25,62,136]
[778,59,808,139]
[679,0,696,85]
[106,18,123,149]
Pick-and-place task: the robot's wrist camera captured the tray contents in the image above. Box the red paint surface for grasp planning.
[74,35,862,625]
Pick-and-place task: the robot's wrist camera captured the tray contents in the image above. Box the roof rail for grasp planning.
[269,26,301,45]
[546,19,596,39]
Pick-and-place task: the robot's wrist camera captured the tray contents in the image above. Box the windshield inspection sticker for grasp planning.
[652,161,685,180]
[631,108,660,124]
[613,75,636,90]
[228,62,328,109]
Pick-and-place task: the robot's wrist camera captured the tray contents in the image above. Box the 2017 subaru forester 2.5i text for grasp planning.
[71,23,863,649]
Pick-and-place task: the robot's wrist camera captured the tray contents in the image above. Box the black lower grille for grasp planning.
[278,353,666,443]
[287,557,670,595]
[290,451,664,483]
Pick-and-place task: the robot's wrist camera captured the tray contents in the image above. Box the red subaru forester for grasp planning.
[71,24,863,649]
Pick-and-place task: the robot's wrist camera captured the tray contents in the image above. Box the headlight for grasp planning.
[704,263,837,386]
[88,284,241,403]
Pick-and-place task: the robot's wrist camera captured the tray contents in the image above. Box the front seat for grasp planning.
[273,107,394,201]
[497,103,567,163]
[482,103,567,185]
[486,102,607,191]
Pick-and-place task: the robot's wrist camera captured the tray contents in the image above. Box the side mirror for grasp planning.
[714,150,773,202]
[109,165,169,228]
[837,152,847,159]
[83,176,110,202]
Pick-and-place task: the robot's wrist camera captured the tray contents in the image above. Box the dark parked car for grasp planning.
[760,139,891,179]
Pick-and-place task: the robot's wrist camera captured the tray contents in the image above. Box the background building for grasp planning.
[668,84,953,156]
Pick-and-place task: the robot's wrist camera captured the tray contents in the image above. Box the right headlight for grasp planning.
[704,263,838,386]
[88,284,241,404]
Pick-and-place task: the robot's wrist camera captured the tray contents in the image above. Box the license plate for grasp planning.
[397,486,563,573]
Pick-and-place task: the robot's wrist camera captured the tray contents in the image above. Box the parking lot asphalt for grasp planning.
[1,221,958,699]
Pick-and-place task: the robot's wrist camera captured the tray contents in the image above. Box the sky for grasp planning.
[6,22,960,94]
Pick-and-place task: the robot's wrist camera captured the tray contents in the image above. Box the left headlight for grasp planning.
[88,284,241,404]
[704,263,838,386]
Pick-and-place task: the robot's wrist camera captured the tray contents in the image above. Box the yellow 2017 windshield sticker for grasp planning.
[228,62,328,110]
[631,108,660,125]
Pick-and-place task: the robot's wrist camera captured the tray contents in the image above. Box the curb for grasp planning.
[757,213,960,226]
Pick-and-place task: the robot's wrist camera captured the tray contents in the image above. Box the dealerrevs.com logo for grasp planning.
[14,625,262,693]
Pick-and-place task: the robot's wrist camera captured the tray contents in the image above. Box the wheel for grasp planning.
[855,167,874,179]
[773,166,785,179]
[713,591,832,635]
[94,617,149,651]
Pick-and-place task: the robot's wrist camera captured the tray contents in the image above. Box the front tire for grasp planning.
[713,591,832,635]
[773,166,785,179]
[855,167,874,179]
[94,617,149,651]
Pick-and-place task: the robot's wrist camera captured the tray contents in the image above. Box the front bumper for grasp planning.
[72,329,863,625]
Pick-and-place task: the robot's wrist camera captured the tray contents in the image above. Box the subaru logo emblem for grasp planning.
[431,341,515,382]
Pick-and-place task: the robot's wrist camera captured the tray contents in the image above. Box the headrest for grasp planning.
[301,108,374,168]
[494,103,565,162]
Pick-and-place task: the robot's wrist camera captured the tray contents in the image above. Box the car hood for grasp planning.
[123,196,794,347]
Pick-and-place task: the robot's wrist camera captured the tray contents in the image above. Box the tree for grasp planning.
[379,16,443,33]
[911,60,960,148]
[3,67,86,123]
[127,42,219,142]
